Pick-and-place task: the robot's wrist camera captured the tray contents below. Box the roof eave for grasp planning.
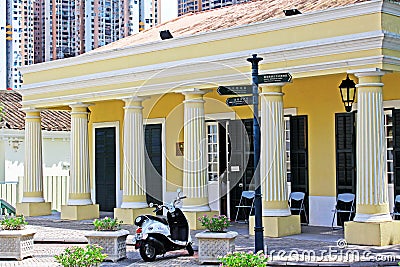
[20,0,386,75]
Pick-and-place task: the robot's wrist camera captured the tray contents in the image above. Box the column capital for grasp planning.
[69,103,93,109]
[261,82,290,88]
[122,96,149,105]
[181,88,210,96]
[348,68,391,78]
[21,108,42,119]
[20,107,43,113]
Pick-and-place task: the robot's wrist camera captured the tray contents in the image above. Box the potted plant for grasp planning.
[195,215,238,264]
[84,217,129,262]
[220,251,269,267]
[55,244,107,267]
[0,215,36,260]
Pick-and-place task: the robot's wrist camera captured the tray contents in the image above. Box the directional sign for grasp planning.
[226,96,253,107]
[258,73,292,84]
[217,85,253,95]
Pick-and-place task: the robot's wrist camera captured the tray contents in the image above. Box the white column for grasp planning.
[120,97,148,208]
[260,84,291,216]
[68,103,92,205]
[22,109,45,203]
[353,70,392,222]
[182,90,210,211]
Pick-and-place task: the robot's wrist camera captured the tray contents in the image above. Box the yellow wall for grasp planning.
[88,100,125,189]
[382,13,400,35]
[382,73,400,100]
[144,94,185,192]
[284,74,351,197]
[141,91,255,192]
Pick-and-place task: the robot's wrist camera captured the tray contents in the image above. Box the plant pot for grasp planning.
[0,228,36,260]
[85,229,129,262]
[195,230,238,264]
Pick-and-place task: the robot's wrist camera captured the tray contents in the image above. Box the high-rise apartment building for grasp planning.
[0,0,33,90]
[1,0,175,90]
[177,0,251,16]
[33,0,164,60]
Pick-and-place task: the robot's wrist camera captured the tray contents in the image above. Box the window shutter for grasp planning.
[393,109,400,196]
[290,115,308,193]
[335,112,356,194]
[290,115,309,222]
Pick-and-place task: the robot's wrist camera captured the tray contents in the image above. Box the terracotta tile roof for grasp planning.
[0,91,71,131]
[90,0,369,53]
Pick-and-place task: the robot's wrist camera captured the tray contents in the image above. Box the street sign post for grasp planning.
[226,96,253,107]
[247,54,264,254]
[258,73,292,84]
[217,85,253,95]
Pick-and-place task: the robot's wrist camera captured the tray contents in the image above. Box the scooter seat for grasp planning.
[146,215,168,225]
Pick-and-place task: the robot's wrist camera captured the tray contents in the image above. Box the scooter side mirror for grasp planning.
[177,188,182,199]
[149,203,154,208]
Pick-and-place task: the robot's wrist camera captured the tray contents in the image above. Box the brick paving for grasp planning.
[0,213,398,266]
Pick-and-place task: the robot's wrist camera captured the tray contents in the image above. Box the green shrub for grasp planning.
[0,215,27,230]
[54,245,107,267]
[219,251,269,267]
[198,214,230,232]
[93,217,122,231]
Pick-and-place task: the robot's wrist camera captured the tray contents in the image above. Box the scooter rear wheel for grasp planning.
[140,242,157,262]
[186,243,194,256]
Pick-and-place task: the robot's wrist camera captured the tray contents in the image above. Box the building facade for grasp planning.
[18,0,400,246]
[0,0,33,91]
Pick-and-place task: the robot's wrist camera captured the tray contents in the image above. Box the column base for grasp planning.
[16,202,51,217]
[344,220,400,246]
[114,207,154,225]
[61,204,99,220]
[183,211,219,230]
[249,215,301,237]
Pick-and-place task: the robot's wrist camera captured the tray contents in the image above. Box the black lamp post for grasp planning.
[339,75,357,112]
[247,54,264,254]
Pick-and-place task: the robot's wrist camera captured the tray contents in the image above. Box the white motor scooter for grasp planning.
[133,191,194,262]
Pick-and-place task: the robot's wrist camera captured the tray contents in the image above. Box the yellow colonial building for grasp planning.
[17,0,400,245]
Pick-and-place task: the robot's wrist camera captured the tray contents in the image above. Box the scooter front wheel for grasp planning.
[139,242,157,262]
[186,243,194,256]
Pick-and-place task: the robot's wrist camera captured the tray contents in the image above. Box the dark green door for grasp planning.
[144,124,163,207]
[95,127,116,212]
[228,119,253,220]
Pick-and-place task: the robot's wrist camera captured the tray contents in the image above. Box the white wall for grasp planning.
[3,130,70,182]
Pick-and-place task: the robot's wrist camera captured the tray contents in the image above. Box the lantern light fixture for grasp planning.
[339,74,357,112]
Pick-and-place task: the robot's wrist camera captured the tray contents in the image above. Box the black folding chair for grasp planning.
[289,192,308,224]
[235,191,255,223]
[392,195,400,220]
[331,193,355,229]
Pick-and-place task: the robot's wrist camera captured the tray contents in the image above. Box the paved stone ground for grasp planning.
[0,213,398,266]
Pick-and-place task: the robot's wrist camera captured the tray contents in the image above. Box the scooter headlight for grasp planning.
[134,216,146,226]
